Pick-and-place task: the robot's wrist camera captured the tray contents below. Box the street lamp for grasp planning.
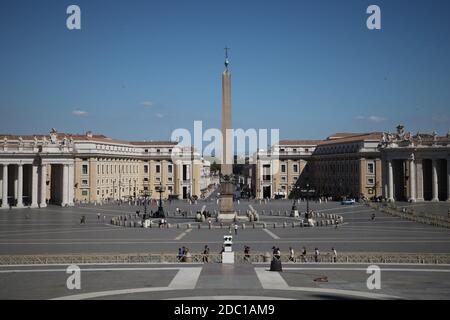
[142,189,149,216]
[154,182,166,218]
[300,183,315,220]
[291,185,301,217]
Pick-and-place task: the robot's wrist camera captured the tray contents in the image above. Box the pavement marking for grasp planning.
[254,267,401,300]
[174,228,193,241]
[51,267,202,300]
[282,267,450,273]
[263,228,280,240]
[255,268,289,289]
[169,267,202,289]
[0,267,182,273]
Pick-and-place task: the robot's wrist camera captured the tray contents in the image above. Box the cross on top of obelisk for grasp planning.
[224,46,230,69]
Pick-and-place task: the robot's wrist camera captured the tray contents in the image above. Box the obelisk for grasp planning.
[218,47,235,221]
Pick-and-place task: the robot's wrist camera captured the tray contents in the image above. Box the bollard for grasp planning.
[273,223,276,228]
[270,210,273,216]
[263,223,267,229]
[187,224,191,229]
[242,223,246,229]
[198,224,201,229]
[285,210,288,216]
[278,210,281,216]
[253,223,256,229]
[292,222,295,228]
[177,223,180,229]
[262,210,265,215]
[283,222,287,228]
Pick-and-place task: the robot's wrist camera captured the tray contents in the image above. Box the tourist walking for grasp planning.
[332,247,337,263]
[301,247,308,262]
[314,248,320,262]
[80,215,86,224]
[289,247,296,262]
[177,248,183,262]
[244,246,251,262]
[203,245,210,263]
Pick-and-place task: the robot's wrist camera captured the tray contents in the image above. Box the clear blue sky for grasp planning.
[1,0,449,142]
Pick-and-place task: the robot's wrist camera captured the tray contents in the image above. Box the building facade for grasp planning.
[253,140,320,199]
[309,133,383,200]
[0,129,211,208]
[379,125,450,202]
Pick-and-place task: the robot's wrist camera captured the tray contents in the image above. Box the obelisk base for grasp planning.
[218,182,236,221]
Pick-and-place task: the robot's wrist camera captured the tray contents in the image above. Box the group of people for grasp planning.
[286,246,338,263]
[177,246,192,262]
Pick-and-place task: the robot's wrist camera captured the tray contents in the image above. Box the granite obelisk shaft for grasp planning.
[218,63,235,220]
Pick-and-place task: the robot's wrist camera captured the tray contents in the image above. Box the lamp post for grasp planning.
[143,189,149,216]
[155,182,166,218]
[300,183,315,220]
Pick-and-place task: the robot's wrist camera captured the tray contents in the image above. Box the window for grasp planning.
[82,190,88,196]
[168,177,173,182]
[144,165,148,174]
[156,165,161,174]
[168,165,173,174]
[281,176,287,182]
[367,162,375,174]
[367,177,375,186]
[281,164,286,173]
[81,164,88,175]
[293,164,299,173]
[82,179,88,186]
[144,149,148,153]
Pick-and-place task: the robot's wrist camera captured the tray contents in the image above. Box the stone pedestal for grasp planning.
[218,181,235,221]
[222,251,234,264]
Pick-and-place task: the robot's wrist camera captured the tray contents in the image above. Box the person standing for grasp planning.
[97,212,101,220]
[234,223,238,235]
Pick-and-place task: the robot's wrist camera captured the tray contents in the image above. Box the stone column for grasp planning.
[447,159,450,202]
[382,160,388,200]
[16,164,23,208]
[388,159,394,202]
[1,164,8,208]
[40,164,47,208]
[31,164,39,208]
[68,164,74,206]
[416,159,424,202]
[431,159,439,202]
[61,164,68,206]
[408,158,416,202]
